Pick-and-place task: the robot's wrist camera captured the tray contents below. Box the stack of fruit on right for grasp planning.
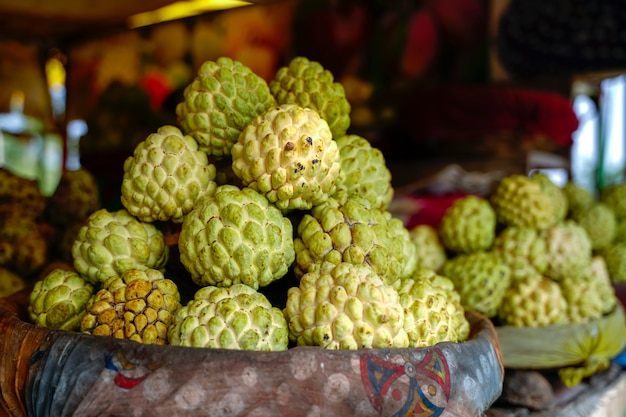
[427,171,626,387]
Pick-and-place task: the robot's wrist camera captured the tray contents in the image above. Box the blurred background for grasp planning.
[0,0,623,211]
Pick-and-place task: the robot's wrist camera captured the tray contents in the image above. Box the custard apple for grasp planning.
[602,242,626,283]
[176,57,276,158]
[492,226,549,282]
[409,224,447,273]
[270,56,351,139]
[614,219,626,244]
[45,167,100,226]
[490,174,562,230]
[559,256,617,324]
[542,220,592,281]
[331,134,393,210]
[0,210,49,277]
[0,267,26,297]
[231,104,341,211]
[396,268,470,347]
[178,185,295,289]
[168,284,288,351]
[81,268,181,345]
[497,274,568,327]
[572,202,617,251]
[294,196,417,286]
[0,168,46,220]
[438,195,496,253]
[284,262,408,350]
[121,125,218,223]
[28,268,94,331]
[600,182,626,220]
[442,251,511,318]
[563,181,594,217]
[530,172,568,223]
[72,208,169,285]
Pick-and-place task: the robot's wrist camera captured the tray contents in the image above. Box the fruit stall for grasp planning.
[1,1,626,416]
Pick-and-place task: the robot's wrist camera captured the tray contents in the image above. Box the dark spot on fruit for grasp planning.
[312,159,319,164]
[305,137,313,145]
[284,142,295,151]
[294,162,305,173]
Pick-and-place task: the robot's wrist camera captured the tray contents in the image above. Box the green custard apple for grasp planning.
[176,57,276,158]
[121,125,218,223]
[294,196,417,286]
[28,267,94,331]
[331,134,393,210]
[409,224,447,273]
[497,274,568,327]
[491,174,562,230]
[178,185,295,289]
[438,195,496,254]
[72,208,169,285]
[442,251,511,318]
[492,226,549,282]
[396,268,470,347]
[270,56,351,139]
[168,284,288,351]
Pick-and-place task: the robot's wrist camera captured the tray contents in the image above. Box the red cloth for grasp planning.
[400,86,579,146]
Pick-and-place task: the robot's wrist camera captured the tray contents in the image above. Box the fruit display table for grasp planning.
[0,288,504,417]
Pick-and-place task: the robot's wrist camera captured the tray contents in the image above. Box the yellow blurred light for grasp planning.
[46,58,66,89]
[129,0,252,29]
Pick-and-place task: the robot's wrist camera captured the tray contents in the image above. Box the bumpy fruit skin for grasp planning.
[530,172,568,223]
[409,224,447,272]
[497,275,568,327]
[396,268,470,347]
[560,256,617,323]
[176,57,276,158]
[168,284,288,351]
[563,181,594,217]
[490,174,561,230]
[28,268,94,331]
[284,262,408,350]
[438,195,496,253]
[121,125,218,223]
[294,197,417,286]
[602,243,626,283]
[331,134,393,210]
[600,182,626,220]
[442,251,511,318]
[178,185,295,289]
[80,268,181,345]
[492,226,548,282]
[72,209,169,285]
[0,168,46,220]
[0,267,26,297]
[231,104,341,211]
[270,56,351,139]
[573,203,617,251]
[45,168,100,226]
[542,220,592,281]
